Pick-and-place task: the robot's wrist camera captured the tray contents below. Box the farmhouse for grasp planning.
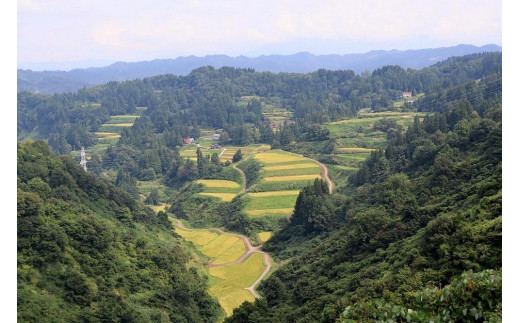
[213,133,221,140]
[183,138,195,144]
[402,91,412,98]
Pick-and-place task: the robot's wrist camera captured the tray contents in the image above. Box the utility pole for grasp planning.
[80,146,87,171]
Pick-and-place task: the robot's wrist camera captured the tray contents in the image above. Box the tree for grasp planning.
[232,149,243,163]
[210,153,220,165]
[145,188,159,205]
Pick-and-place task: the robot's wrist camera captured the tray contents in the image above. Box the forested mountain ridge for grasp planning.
[18,52,501,153]
[225,83,502,321]
[18,44,501,94]
[17,140,223,322]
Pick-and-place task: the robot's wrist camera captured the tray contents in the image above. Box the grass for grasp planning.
[245,208,294,217]
[263,167,321,177]
[103,115,140,124]
[337,147,376,153]
[151,205,167,213]
[208,252,266,316]
[248,191,300,197]
[196,180,240,189]
[258,232,272,243]
[245,194,298,210]
[263,174,321,182]
[137,180,170,202]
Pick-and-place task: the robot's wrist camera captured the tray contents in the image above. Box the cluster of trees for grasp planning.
[225,89,501,321]
[17,140,222,321]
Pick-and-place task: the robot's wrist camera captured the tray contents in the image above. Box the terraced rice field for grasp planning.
[208,253,266,316]
[175,228,246,264]
[195,179,241,202]
[174,225,267,317]
[321,112,427,187]
[98,115,140,134]
[244,150,322,218]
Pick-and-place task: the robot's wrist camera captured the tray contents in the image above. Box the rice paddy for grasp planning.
[243,150,323,219]
[195,179,241,202]
[173,224,267,317]
[198,193,237,202]
[263,174,321,182]
[209,252,266,316]
[174,228,245,264]
[196,180,241,189]
[245,208,294,217]
[254,151,305,164]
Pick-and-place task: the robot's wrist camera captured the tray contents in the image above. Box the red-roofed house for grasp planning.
[402,92,412,98]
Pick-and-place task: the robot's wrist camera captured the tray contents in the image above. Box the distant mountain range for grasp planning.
[18,44,501,94]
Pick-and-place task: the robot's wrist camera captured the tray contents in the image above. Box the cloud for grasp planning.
[18,0,502,64]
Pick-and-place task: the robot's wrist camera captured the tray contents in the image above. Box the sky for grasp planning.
[18,0,502,70]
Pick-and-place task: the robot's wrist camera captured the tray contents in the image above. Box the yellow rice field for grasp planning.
[254,151,305,164]
[263,163,319,170]
[196,179,240,188]
[248,190,300,197]
[104,123,135,127]
[198,192,237,202]
[174,228,245,264]
[175,228,219,246]
[263,174,321,182]
[209,252,266,316]
[258,232,272,243]
[95,132,121,139]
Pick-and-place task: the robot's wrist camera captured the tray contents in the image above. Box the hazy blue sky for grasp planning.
[18,0,502,70]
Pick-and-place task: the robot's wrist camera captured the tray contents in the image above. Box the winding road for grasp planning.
[283,151,334,193]
[232,164,247,194]
[171,218,272,299]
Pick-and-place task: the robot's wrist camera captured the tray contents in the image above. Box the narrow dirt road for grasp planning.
[283,151,334,193]
[232,164,247,194]
[171,218,271,299]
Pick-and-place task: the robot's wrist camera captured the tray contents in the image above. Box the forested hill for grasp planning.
[17,140,223,321]
[226,80,502,322]
[18,52,502,155]
[18,44,500,94]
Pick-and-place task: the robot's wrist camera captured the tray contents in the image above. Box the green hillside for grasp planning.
[17,140,222,322]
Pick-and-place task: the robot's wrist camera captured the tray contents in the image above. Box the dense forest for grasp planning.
[17,140,222,321]
[17,52,502,322]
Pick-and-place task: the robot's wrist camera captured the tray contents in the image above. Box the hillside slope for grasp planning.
[225,92,502,322]
[17,140,222,322]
